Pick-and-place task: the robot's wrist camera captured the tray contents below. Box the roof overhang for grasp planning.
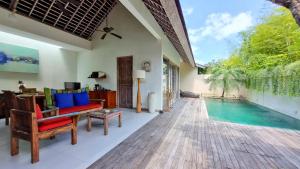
[196,63,207,69]
[119,0,161,40]
[143,0,195,67]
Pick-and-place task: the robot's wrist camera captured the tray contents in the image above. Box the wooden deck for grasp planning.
[89,98,300,169]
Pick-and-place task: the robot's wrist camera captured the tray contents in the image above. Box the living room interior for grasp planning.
[2,0,299,168]
[0,2,185,110]
[0,0,193,167]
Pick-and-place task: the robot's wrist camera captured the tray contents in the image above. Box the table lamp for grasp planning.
[133,70,145,113]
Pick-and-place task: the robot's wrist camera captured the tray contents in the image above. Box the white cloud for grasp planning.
[183,7,194,16]
[188,12,253,42]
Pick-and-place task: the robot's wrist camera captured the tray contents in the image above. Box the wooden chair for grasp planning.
[10,96,80,163]
[2,90,17,125]
[22,88,37,94]
[0,94,6,125]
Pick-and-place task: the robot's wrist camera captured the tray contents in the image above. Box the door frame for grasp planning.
[117,56,133,108]
[163,58,180,111]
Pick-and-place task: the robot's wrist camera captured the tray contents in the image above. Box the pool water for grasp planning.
[205,98,300,130]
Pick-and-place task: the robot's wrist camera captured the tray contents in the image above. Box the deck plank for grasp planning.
[88,98,300,169]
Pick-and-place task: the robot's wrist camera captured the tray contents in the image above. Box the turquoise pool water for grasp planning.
[205,98,300,130]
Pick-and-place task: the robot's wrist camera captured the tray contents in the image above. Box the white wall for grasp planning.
[180,63,202,93]
[0,31,78,91]
[179,63,241,97]
[120,0,182,67]
[77,4,163,110]
[162,36,182,66]
[245,90,300,120]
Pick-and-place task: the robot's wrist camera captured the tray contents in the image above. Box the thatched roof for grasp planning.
[1,0,195,65]
[0,0,117,40]
[270,0,300,25]
[143,0,195,66]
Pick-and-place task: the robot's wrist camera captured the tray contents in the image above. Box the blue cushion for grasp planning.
[54,93,74,109]
[73,92,90,106]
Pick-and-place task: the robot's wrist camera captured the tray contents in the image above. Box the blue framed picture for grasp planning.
[0,42,39,73]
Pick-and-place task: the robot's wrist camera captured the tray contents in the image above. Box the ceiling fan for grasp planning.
[55,0,80,16]
[97,18,122,40]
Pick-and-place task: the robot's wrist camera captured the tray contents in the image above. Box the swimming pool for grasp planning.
[205,98,300,130]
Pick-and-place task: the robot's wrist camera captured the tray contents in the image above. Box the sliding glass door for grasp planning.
[163,59,179,111]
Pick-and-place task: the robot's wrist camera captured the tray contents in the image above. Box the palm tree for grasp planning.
[207,67,245,98]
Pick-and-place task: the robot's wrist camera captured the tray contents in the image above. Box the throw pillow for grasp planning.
[55,93,74,109]
[44,88,53,107]
[73,92,90,106]
[35,104,43,119]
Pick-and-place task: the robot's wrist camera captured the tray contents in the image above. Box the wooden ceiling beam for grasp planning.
[29,0,39,16]
[54,3,68,26]
[42,0,56,22]
[87,1,116,39]
[143,0,192,64]
[0,0,118,40]
[80,0,107,36]
[63,0,85,29]
[73,0,98,33]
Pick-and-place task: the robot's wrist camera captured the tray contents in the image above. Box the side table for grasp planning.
[87,109,122,135]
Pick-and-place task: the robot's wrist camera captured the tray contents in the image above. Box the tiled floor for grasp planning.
[0,109,158,169]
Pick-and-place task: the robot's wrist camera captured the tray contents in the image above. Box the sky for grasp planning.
[180,0,276,64]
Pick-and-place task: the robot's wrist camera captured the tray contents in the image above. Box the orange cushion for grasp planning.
[35,104,43,119]
[59,103,102,115]
[38,117,72,132]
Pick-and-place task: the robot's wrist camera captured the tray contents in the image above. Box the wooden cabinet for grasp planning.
[89,91,117,109]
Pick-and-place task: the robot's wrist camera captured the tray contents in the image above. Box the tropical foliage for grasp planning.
[207,7,300,97]
[268,0,300,26]
[207,65,245,97]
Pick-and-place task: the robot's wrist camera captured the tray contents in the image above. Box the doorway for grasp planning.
[163,59,180,111]
[117,56,133,108]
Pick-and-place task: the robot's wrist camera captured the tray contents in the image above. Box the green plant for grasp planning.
[208,7,300,97]
[207,66,246,97]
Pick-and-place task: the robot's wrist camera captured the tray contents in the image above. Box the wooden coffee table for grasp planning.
[86,109,122,135]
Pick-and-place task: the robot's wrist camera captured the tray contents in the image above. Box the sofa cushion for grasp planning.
[44,87,90,107]
[73,92,89,106]
[44,88,53,107]
[55,93,74,109]
[35,104,43,119]
[59,103,102,115]
[38,117,72,132]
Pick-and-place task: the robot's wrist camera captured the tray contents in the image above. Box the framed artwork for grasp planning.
[0,42,39,73]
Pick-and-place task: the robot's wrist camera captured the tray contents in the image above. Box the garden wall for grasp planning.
[179,63,300,120]
[245,90,300,120]
[180,63,243,97]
